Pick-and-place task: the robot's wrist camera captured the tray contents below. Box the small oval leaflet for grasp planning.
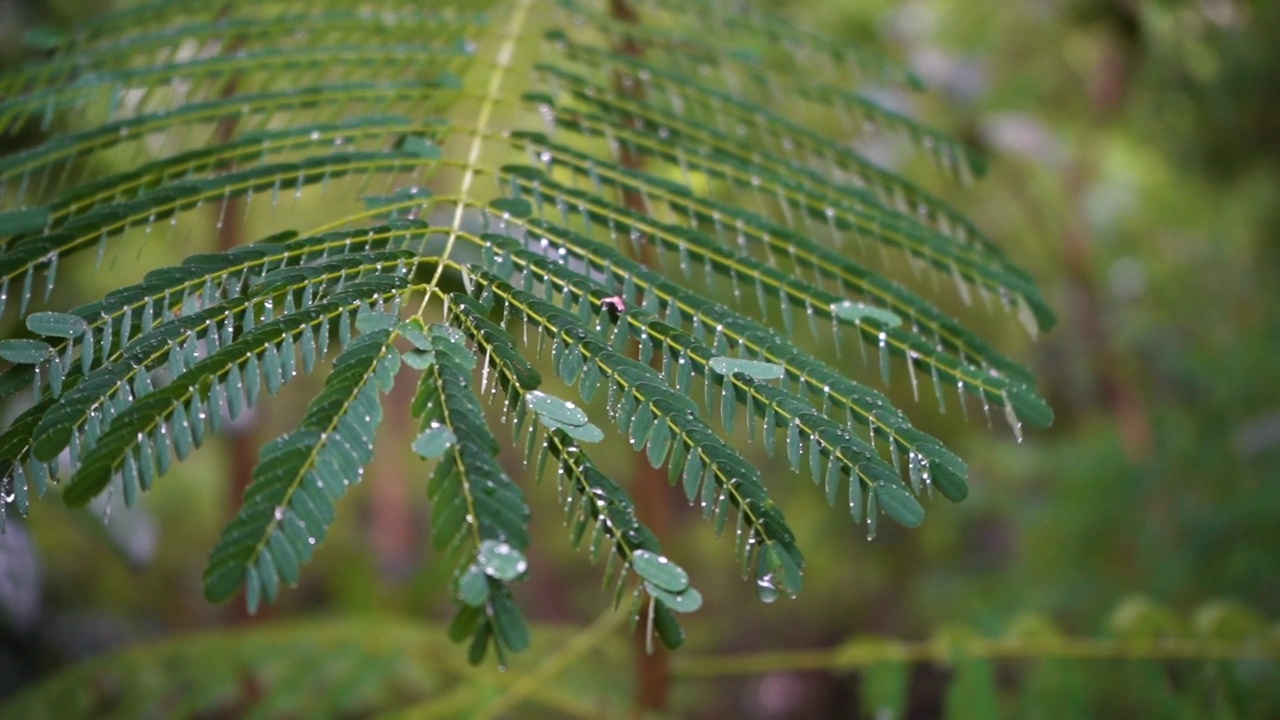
[490,594,531,652]
[645,582,703,614]
[832,300,903,329]
[402,321,433,351]
[457,564,490,607]
[430,324,468,345]
[873,478,925,528]
[26,311,88,339]
[708,356,785,381]
[0,207,50,236]
[915,442,969,502]
[403,349,436,370]
[630,548,689,593]
[526,391,589,426]
[653,603,686,649]
[412,426,457,459]
[0,339,53,365]
[488,197,533,219]
[1005,384,1055,430]
[477,539,528,581]
[395,134,442,160]
[542,417,606,443]
[354,309,399,333]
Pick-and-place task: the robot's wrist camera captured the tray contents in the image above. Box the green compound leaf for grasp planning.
[412,325,533,665]
[0,0,1055,670]
[203,329,400,609]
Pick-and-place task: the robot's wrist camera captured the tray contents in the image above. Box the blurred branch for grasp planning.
[0,618,625,719]
[475,607,629,720]
[675,636,1280,678]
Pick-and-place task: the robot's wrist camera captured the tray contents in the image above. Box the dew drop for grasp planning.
[1017,297,1039,339]
[756,575,779,603]
[1003,393,1024,443]
[906,350,919,401]
[877,332,891,387]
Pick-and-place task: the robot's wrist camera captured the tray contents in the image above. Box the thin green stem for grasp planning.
[422,0,535,311]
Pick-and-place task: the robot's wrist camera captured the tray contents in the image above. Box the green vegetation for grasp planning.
[0,0,1276,717]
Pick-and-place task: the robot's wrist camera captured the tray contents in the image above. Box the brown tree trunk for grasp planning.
[211,49,260,624]
[606,1,674,715]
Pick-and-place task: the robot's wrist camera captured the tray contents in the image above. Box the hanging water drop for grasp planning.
[1017,297,1039,339]
[755,574,779,603]
[1003,392,1024,443]
[101,485,115,524]
[906,350,920,401]
[951,263,972,306]
[930,363,947,413]
[877,331,891,387]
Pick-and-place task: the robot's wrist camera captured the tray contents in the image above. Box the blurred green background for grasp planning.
[1,0,1278,717]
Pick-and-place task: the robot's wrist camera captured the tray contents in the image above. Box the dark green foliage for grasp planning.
[0,0,1053,662]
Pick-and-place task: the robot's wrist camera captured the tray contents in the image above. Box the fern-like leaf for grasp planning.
[0,0,1054,662]
[408,323,533,663]
[203,325,400,611]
